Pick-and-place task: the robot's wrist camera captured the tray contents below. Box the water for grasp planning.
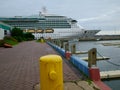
[69,40,120,90]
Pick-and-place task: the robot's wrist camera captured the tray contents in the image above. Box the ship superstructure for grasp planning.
[0,13,100,39]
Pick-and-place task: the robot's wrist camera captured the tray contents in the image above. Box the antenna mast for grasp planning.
[42,6,47,14]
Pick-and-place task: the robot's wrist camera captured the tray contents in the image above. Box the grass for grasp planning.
[86,79,92,85]
[0,36,18,47]
[0,40,4,47]
[4,39,18,45]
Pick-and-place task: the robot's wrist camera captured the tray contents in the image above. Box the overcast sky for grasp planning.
[0,0,120,30]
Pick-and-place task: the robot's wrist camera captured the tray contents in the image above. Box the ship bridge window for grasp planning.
[84,31,87,33]
[72,20,77,22]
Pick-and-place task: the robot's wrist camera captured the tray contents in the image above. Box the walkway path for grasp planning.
[0,41,83,90]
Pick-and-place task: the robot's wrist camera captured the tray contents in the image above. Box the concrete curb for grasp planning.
[34,80,100,90]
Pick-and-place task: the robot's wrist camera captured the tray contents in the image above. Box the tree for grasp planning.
[11,27,23,37]
[24,32,34,40]
[11,27,34,42]
[11,27,24,42]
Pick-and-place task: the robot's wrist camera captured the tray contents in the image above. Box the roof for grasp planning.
[96,30,120,35]
[0,22,12,30]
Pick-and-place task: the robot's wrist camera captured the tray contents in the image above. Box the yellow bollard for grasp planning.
[39,55,63,90]
[40,38,44,43]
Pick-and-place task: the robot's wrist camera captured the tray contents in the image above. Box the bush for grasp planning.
[11,27,23,37]
[11,27,24,42]
[23,32,34,41]
[11,27,34,42]
[13,36,23,42]
[4,36,18,42]
[3,36,18,45]
[0,40,4,47]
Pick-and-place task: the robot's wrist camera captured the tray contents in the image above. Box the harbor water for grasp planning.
[70,40,120,90]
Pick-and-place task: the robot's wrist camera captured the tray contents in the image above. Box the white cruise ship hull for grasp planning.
[33,28,84,39]
[33,28,100,39]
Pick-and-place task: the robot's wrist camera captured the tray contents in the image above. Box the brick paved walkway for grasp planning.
[0,41,83,90]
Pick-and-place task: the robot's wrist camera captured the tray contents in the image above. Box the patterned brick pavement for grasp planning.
[0,41,83,90]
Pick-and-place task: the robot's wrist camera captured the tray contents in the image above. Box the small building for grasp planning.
[0,22,12,40]
[96,30,120,35]
[96,30,120,40]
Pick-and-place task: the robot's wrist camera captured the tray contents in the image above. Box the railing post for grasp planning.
[39,55,63,90]
[65,42,71,60]
[65,42,69,52]
[56,39,59,46]
[60,40,64,48]
[71,44,76,54]
[88,48,97,67]
[88,49,111,90]
[88,48,100,81]
[57,39,61,47]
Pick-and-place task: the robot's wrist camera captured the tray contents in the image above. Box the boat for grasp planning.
[0,12,100,39]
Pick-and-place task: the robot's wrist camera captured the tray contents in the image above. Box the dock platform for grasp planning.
[81,56,110,61]
[100,70,120,79]
[73,51,88,54]
[0,41,96,90]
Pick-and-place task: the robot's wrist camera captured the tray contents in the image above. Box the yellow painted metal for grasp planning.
[41,39,44,43]
[39,55,63,90]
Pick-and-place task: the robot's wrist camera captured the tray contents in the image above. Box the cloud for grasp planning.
[78,7,120,30]
[79,7,120,22]
[78,14,106,22]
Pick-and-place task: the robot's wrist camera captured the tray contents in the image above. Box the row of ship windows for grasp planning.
[5,20,68,23]
[15,26,71,28]
[84,31,98,34]
[0,18,70,23]
[41,21,69,23]
[38,23,69,24]
[10,24,70,27]
[8,22,69,25]
[9,23,70,25]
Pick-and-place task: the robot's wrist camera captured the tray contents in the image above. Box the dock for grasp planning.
[81,56,110,61]
[0,41,98,90]
[72,51,88,54]
[100,70,120,79]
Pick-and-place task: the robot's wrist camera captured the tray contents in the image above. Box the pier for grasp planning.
[81,56,110,61]
[48,41,112,90]
[71,44,88,54]
[73,51,88,54]
[0,41,99,90]
[100,70,120,79]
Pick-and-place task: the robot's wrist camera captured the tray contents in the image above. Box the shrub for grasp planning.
[11,27,34,42]
[3,36,18,45]
[0,40,4,47]
[23,32,34,41]
[4,36,18,42]
[11,27,23,37]
[11,27,24,42]
[13,36,23,42]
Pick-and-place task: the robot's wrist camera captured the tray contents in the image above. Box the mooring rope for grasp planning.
[106,60,120,67]
[97,51,120,67]
[97,51,104,58]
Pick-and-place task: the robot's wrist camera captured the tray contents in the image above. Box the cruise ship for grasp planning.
[0,12,100,39]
